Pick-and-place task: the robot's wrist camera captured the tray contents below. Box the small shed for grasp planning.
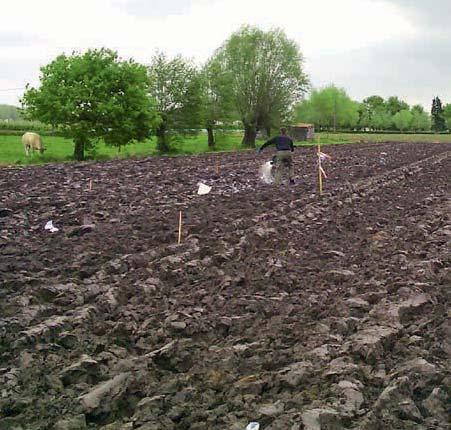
[289,123,315,141]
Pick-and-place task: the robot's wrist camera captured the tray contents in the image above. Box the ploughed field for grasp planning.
[0,142,450,430]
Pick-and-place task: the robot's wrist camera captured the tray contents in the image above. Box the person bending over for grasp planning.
[258,127,295,185]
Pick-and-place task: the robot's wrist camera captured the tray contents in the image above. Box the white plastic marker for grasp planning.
[197,182,212,195]
[44,220,59,233]
[318,151,332,162]
[246,423,260,430]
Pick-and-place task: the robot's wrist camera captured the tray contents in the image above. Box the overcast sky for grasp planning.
[0,0,449,109]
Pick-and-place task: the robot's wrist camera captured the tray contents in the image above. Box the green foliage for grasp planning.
[410,110,430,131]
[300,91,432,132]
[431,96,446,132]
[364,95,385,111]
[358,95,386,128]
[210,25,308,146]
[0,120,54,133]
[443,104,451,130]
[411,104,425,114]
[370,109,393,130]
[0,105,21,120]
[386,96,409,116]
[295,85,359,130]
[148,52,203,152]
[21,48,158,160]
[393,109,413,131]
[201,58,237,146]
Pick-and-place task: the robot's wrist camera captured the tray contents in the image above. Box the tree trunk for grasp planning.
[333,96,337,132]
[265,126,271,138]
[156,123,169,153]
[207,126,215,148]
[242,124,257,147]
[74,138,85,161]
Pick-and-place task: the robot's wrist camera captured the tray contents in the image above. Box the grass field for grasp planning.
[1,131,450,166]
[314,132,451,145]
[0,133,245,166]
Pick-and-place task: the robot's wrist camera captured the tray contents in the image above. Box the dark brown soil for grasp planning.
[0,142,450,430]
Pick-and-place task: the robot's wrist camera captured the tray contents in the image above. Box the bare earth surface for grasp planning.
[0,142,450,430]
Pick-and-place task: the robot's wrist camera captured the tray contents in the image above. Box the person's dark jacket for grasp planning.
[258,135,294,152]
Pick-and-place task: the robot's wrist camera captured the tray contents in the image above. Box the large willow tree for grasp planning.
[210,26,309,147]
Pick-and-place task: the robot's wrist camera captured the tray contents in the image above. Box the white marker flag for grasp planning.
[319,165,328,179]
[44,220,59,233]
[318,151,332,162]
[197,183,212,195]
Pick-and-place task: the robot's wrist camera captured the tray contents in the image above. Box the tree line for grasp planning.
[21,26,308,160]
[0,104,21,121]
[296,87,451,133]
[14,24,451,161]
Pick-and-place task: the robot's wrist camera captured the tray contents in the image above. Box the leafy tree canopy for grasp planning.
[410,110,430,131]
[21,48,158,160]
[386,96,409,116]
[393,109,413,131]
[148,52,203,152]
[211,25,309,146]
[200,58,237,146]
[295,85,359,130]
[443,104,451,130]
[411,104,425,114]
[370,109,393,130]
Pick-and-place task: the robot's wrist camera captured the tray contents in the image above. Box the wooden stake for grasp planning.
[216,160,220,175]
[177,210,182,244]
[317,140,323,196]
[88,179,93,191]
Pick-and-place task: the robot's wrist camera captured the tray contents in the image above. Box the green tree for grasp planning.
[431,96,446,132]
[201,58,236,147]
[358,96,386,129]
[364,95,385,111]
[295,85,359,131]
[0,104,21,120]
[386,96,409,116]
[393,109,413,131]
[443,104,451,130]
[410,106,430,131]
[211,26,308,147]
[21,48,157,161]
[411,104,425,114]
[371,108,393,130]
[357,102,371,129]
[148,52,203,152]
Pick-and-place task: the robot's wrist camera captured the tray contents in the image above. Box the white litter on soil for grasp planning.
[197,183,212,195]
[44,220,59,233]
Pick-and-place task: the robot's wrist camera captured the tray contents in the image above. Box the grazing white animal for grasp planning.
[22,132,46,156]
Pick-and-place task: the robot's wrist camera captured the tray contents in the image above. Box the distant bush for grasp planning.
[0,104,21,120]
[0,120,61,135]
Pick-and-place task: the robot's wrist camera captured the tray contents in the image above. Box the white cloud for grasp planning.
[0,0,422,106]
